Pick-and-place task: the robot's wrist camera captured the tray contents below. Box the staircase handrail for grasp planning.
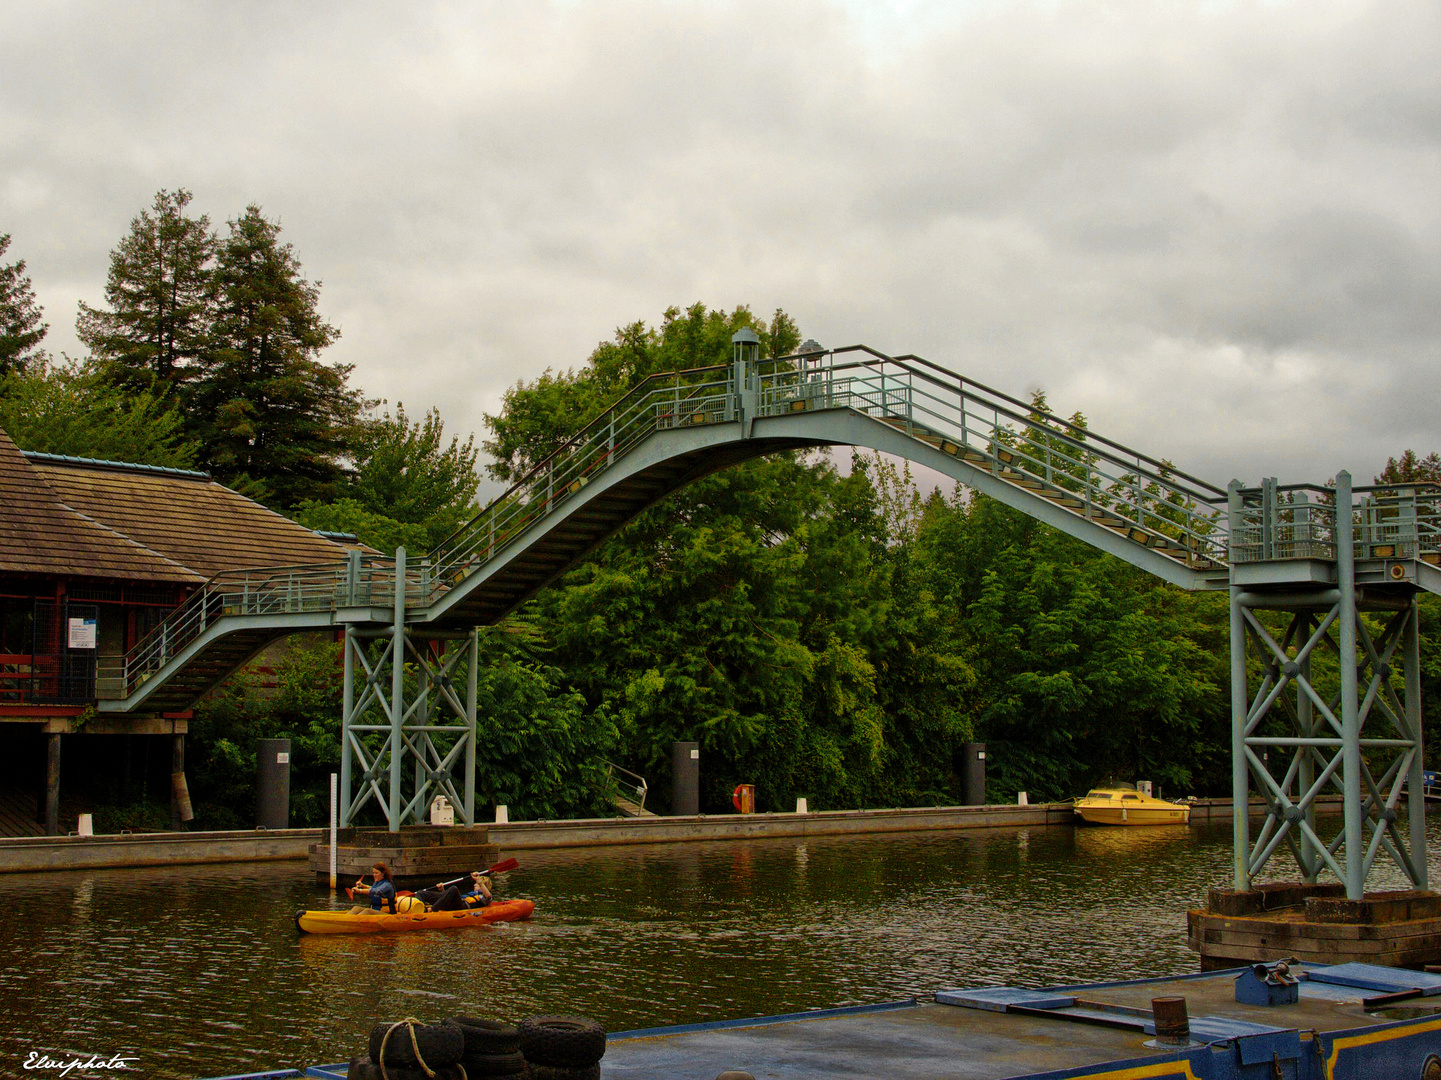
[602,760,648,810]
[113,556,402,698]
[428,365,731,591]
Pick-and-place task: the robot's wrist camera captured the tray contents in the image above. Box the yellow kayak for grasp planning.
[296,898,535,935]
[1073,786,1190,826]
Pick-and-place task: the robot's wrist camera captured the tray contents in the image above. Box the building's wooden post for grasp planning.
[44,732,61,836]
[170,733,185,829]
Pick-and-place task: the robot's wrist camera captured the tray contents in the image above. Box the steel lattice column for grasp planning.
[1228,475,1428,898]
[338,547,478,831]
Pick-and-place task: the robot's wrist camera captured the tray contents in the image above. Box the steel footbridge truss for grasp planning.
[94,333,1441,898]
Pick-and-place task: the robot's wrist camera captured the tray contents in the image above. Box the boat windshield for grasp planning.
[1084,791,1111,800]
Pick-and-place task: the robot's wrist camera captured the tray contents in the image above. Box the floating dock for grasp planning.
[205,959,1441,1079]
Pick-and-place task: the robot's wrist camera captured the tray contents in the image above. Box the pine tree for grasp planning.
[0,233,48,377]
[75,189,216,392]
[187,204,367,507]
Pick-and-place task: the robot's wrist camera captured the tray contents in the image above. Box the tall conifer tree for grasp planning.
[188,204,366,507]
[0,233,48,377]
[76,189,216,392]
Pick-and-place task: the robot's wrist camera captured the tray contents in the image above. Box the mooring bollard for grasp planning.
[1151,996,1190,1046]
[1017,791,1029,806]
[77,813,93,837]
[795,797,808,814]
[495,804,509,824]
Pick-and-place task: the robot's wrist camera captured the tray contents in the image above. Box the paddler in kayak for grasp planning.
[414,871,491,912]
[350,862,398,914]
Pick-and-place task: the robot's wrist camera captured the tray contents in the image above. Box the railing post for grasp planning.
[1399,489,1418,558]
[347,549,360,606]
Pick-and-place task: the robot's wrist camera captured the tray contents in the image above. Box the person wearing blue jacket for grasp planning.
[351,863,397,913]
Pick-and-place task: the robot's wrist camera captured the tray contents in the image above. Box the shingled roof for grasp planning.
[29,453,355,579]
[0,428,202,584]
[0,426,354,584]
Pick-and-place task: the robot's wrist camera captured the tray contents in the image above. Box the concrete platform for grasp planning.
[0,797,1342,875]
[307,824,499,886]
[1190,882,1441,969]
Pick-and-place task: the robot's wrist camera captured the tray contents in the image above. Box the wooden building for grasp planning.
[0,426,354,834]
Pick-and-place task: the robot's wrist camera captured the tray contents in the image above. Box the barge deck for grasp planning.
[207,960,1441,1079]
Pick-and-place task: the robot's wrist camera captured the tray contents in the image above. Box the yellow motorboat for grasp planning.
[1072,785,1190,826]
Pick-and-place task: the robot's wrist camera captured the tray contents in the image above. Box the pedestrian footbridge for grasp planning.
[92,335,1441,898]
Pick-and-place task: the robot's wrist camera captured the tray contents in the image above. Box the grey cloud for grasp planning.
[1,0,1437,494]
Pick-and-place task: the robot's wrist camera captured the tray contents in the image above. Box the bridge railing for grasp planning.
[1228,481,1441,564]
[103,556,416,699]
[429,366,732,589]
[124,343,1392,703]
[758,346,1230,565]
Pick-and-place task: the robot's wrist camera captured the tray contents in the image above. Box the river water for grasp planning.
[1,819,1436,1079]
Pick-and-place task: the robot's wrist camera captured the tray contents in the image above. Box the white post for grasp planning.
[328,772,338,891]
[495,804,509,824]
[1017,791,1029,806]
[795,797,808,814]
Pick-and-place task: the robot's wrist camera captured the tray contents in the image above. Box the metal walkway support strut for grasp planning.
[338,548,478,831]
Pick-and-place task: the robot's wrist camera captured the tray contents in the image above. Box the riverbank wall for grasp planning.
[0,797,1340,874]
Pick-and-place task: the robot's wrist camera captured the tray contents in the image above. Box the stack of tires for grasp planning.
[516,1016,607,1080]
[348,1020,467,1080]
[449,1017,526,1077]
[345,1015,605,1080]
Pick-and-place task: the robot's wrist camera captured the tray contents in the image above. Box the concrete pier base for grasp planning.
[1189,882,1441,970]
[307,824,499,889]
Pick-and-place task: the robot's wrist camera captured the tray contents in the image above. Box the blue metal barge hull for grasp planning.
[207,962,1441,1079]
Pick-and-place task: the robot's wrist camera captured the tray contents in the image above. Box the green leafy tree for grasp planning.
[187,205,366,507]
[914,490,1226,800]
[484,303,799,483]
[76,189,216,392]
[290,497,429,555]
[291,403,481,553]
[0,233,48,376]
[0,358,198,468]
[351,403,480,544]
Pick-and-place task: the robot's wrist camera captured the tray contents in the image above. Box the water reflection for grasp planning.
[0,820,1436,1079]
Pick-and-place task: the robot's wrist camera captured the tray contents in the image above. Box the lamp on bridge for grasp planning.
[732,326,760,369]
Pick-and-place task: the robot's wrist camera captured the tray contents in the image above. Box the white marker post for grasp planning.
[329,772,338,891]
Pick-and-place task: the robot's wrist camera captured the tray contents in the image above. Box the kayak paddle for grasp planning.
[437,857,519,889]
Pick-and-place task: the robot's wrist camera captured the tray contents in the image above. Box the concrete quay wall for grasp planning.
[0,796,1339,874]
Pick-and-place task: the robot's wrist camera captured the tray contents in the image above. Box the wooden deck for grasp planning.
[0,787,90,837]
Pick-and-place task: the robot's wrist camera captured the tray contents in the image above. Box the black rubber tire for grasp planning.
[450,1016,521,1055]
[460,1050,527,1076]
[517,1016,606,1068]
[367,1020,465,1068]
[347,1058,468,1080]
[523,1065,601,1080]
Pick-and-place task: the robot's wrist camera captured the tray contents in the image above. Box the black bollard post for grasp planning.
[671,741,699,816]
[256,737,291,829]
[962,742,986,806]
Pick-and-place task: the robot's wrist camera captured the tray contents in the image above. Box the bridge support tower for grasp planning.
[1193,472,1435,968]
[338,548,478,832]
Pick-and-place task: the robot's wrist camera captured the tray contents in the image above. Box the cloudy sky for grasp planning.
[2,0,1437,494]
